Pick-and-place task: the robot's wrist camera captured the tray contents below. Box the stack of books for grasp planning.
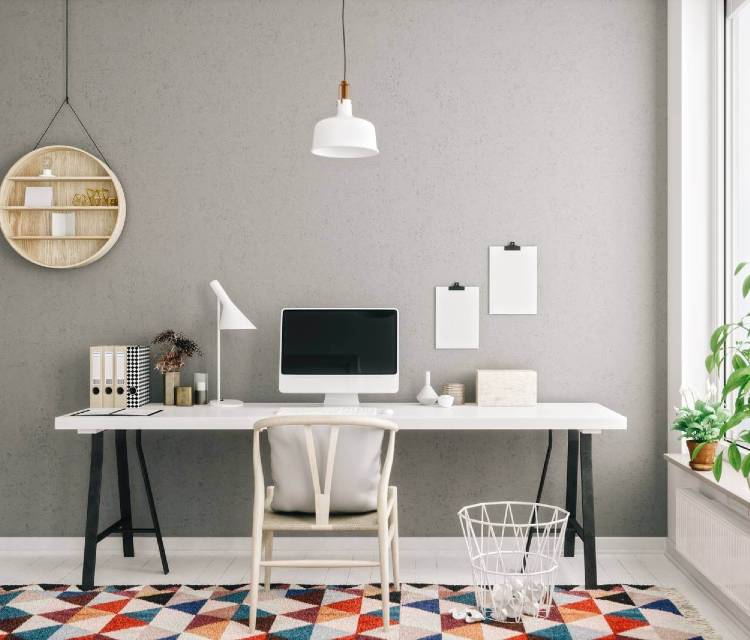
[441,383,465,405]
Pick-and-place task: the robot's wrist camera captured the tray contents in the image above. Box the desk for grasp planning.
[55,402,626,589]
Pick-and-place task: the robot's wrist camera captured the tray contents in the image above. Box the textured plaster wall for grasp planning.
[0,0,667,536]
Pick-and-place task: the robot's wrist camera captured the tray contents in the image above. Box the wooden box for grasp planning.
[476,370,537,407]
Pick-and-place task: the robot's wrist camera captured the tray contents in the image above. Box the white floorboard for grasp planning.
[0,538,744,639]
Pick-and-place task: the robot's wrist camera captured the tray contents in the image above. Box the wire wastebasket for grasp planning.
[458,501,569,622]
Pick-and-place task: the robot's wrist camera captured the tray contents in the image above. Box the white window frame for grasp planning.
[724,0,750,447]
[667,0,725,453]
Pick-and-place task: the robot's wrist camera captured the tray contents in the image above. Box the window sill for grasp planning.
[664,452,750,508]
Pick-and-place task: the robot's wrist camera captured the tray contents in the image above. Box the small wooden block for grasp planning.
[476,369,537,406]
[175,386,194,406]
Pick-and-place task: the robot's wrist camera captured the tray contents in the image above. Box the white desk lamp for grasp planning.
[209,280,256,407]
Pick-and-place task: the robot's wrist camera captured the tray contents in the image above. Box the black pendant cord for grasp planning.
[33,0,110,167]
[342,0,347,82]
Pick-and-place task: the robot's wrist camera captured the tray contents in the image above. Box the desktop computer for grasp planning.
[278,308,398,409]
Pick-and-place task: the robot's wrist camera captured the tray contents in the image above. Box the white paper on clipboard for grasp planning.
[489,245,538,314]
[435,286,479,349]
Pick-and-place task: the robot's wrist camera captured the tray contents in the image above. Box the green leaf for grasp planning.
[729,443,742,470]
[719,410,749,438]
[743,274,750,298]
[723,367,750,396]
[736,261,748,275]
[690,442,707,460]
[742,453,750,478]
[705,354,716,373]
[741,431,750,443]
[733,353,746,370]
[710,326,727,352]
[713,451,723,481]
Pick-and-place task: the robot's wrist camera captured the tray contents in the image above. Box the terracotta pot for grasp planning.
[164,371,180,406]
[687,440,717,471]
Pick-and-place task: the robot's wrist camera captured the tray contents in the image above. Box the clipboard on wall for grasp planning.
[435,282,479,349]
[489,243,538,314]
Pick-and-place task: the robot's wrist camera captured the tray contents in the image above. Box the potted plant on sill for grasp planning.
[672,389,728,471]
[704,262,750,484]
[152,329,202,406]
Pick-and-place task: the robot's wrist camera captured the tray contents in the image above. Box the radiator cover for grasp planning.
[675,488,750,615]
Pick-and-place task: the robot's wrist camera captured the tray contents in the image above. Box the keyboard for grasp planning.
[275,406,388,417]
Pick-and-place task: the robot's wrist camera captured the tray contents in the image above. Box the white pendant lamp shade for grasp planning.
[311,0,378,160]
[312,87,378,158]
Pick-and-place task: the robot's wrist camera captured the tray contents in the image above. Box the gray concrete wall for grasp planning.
[0,0,667,536]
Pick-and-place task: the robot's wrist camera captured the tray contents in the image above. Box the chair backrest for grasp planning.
[253,415,398,526]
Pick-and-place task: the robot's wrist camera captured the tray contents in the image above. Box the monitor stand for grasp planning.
[323,393,360,406]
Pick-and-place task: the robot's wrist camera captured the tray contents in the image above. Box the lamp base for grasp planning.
[209,399,244,408]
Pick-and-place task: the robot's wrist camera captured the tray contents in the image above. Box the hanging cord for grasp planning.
[342,0,347,81]
[33,0,110,167]
[65,0,68,101]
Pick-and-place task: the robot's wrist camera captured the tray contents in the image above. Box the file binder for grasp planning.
[126,345,150,408]
[102,346,115,408]
[89,346,103,408]
[114,345,128,409]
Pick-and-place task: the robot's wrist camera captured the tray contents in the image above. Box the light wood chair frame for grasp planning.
[248,415,400,633]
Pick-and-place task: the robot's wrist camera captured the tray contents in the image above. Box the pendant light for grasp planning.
[312,0,378,158]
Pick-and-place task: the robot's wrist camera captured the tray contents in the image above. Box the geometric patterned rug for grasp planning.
[0,583,717,640]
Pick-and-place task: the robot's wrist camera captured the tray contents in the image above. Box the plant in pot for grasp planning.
[672,390,728,471]
[704,262,750,484]
[152,329,202,406]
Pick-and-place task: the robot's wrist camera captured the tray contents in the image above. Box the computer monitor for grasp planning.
[279,308,399,405]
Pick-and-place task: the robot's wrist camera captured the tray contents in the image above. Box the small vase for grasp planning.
[687,440,717,471]
[194,372,208,405]
[417,371,438,406]
[164,371,180,406]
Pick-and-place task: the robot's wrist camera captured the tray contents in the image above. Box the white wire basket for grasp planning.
[458,501,569,622]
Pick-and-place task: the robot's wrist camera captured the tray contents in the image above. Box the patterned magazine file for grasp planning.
[126,345,150,407]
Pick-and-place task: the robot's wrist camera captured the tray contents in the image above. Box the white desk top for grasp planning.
[55,402,626,434]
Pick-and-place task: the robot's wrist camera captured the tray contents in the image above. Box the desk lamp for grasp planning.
[209,280,256,407]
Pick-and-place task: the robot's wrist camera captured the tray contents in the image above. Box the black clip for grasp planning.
[504,241,521,251]
[448,282,465,290]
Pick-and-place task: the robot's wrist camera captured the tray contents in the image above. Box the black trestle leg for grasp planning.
[115,430,135,557]
[136,430,169,575]
[82,432,104,589]
[524,430,553,559]
[580,433,597,588]
[564,430,579,557]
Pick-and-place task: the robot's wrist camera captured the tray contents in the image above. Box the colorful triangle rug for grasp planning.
[0,583,717,640]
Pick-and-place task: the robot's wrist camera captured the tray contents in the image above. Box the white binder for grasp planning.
[89,346,103,408]
[102,346,115,408]
[114,345,127,409]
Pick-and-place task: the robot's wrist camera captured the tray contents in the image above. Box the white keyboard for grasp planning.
[275,406,389,417]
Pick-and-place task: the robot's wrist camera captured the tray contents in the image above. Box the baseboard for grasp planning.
[666,540,750,631]
[0,536,666,555]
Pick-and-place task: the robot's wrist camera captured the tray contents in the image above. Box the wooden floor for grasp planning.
[0,538,743,639]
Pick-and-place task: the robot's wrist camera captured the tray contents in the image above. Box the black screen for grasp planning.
[281,309,398,375]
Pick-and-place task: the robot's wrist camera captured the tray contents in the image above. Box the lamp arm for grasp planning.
[209,279,232,306]
[216,297,221,402]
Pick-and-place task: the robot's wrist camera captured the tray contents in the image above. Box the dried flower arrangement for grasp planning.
[152,329,203,374]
